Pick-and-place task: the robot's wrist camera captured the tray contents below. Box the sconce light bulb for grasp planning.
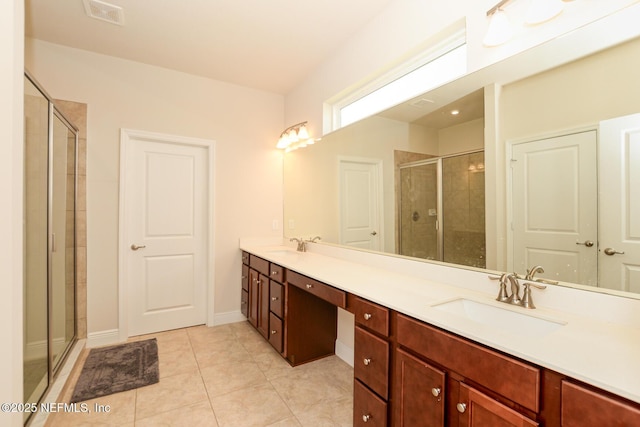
[483,9,513,47]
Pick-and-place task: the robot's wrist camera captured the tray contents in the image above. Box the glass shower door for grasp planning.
[23,77,50,406]
[50,111,76,371]
[399,161,439,260]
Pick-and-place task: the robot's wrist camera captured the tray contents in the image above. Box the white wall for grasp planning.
[25,39,285,339]
[0,0,23,425]
[286,0,639,139]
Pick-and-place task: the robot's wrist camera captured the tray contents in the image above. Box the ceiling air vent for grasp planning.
[410,98,435,108]
[83,0,124,26]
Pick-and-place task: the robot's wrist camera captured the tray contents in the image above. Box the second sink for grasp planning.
[431,298,566,338]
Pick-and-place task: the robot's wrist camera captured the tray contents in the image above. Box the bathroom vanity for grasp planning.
[240,241,640,426]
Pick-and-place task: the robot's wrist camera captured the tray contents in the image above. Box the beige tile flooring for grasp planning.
[46,322,354,427]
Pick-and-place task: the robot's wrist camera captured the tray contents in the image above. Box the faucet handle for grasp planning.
[495,273,510,302]
[521,282,547,309]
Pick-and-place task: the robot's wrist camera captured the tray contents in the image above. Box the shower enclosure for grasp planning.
[399,150,486,268]
[23,72,77,420]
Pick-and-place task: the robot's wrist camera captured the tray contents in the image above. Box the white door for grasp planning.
[339,158,382,250]
[511,131,598,285]
[599,114,640,293]
[122,130,210,336]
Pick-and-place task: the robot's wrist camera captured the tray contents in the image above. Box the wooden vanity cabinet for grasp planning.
[353,296,391,427]
[241,253,249,317]
[247,255,283,341]
[267,264,285,353]
[561,381,640,427]
[394,313,540,427]
[285,270,346,366]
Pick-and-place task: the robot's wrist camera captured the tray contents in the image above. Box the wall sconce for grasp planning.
[276,121,317,152]
[483,0,566,47]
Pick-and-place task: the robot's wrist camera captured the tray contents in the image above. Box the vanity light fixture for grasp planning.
[483,3,514,47]
[276,121,317,152]
[483,0,566,47]
[525,0,564,25]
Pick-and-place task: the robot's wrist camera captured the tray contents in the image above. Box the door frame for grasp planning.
[505,124,597,274]
[118,128,215,341]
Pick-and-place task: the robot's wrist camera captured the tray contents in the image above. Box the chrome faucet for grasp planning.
[290,238,306,252]
[307,236,321,243]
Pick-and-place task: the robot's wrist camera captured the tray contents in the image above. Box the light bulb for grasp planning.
[483,9,513,47]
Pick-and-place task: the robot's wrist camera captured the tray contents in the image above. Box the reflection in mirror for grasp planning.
[284,31,640,297]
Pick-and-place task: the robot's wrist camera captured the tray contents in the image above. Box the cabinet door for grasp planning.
[561,381,640,427]
[393,348,445,427]
[457,383,538,427]
[248,268,260,328]
[257,273,270,338]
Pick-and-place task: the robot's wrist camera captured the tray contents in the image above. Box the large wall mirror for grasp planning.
[284,10,640,299]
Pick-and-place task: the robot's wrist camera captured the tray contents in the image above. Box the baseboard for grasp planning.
[86,329,120,348]
[335,338,354,367]
[24,337,66,362]
[211,310,246,326]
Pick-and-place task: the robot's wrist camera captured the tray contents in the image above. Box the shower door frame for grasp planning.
[398,149,484,264]
[24,71,79,420]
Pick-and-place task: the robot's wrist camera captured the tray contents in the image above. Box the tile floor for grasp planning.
[45,322,354,426]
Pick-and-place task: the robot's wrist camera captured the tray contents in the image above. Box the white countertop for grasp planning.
[240,240,640,404]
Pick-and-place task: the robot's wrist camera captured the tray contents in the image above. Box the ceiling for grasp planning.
[25,0,394,95]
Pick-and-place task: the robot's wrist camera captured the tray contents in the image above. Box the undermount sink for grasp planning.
[264,249,300,257]
[431,298,566,338]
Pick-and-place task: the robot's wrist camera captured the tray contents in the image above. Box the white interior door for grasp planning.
[122,130,209,336]
[511,131,598,285]
[339,158,382,250]
[599,113,640,293]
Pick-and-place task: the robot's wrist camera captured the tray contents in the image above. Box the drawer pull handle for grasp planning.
[271,330,277,335]
[306,284,313,289]
[362,414,371,423]
[431,387,441,397]
[363,358,371,366]
[456,403,467,413]
[363,313,372,320]
[241,275,247,280]
[271,296,278,301]
[271,270,279,276]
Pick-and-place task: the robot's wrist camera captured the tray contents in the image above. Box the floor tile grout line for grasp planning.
[186,327,223,427]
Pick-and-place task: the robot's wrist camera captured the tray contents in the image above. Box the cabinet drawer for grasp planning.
[249,254,269,276]
[268,312,283,353]
[355,326,389,400]
[354,297,389,337]
[287,270,346,308]
[269,263,285,283]
[561,381,640,426]
[397,314,540,412]
[270,280,284,318]
[354,379,387,427]
[241,251,249,265]
[241,264,249,291]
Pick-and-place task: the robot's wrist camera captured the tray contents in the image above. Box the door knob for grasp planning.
[130,244,146,251]
[603,247,625,256]
[576,240,594,247]
[370,231,378,236]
